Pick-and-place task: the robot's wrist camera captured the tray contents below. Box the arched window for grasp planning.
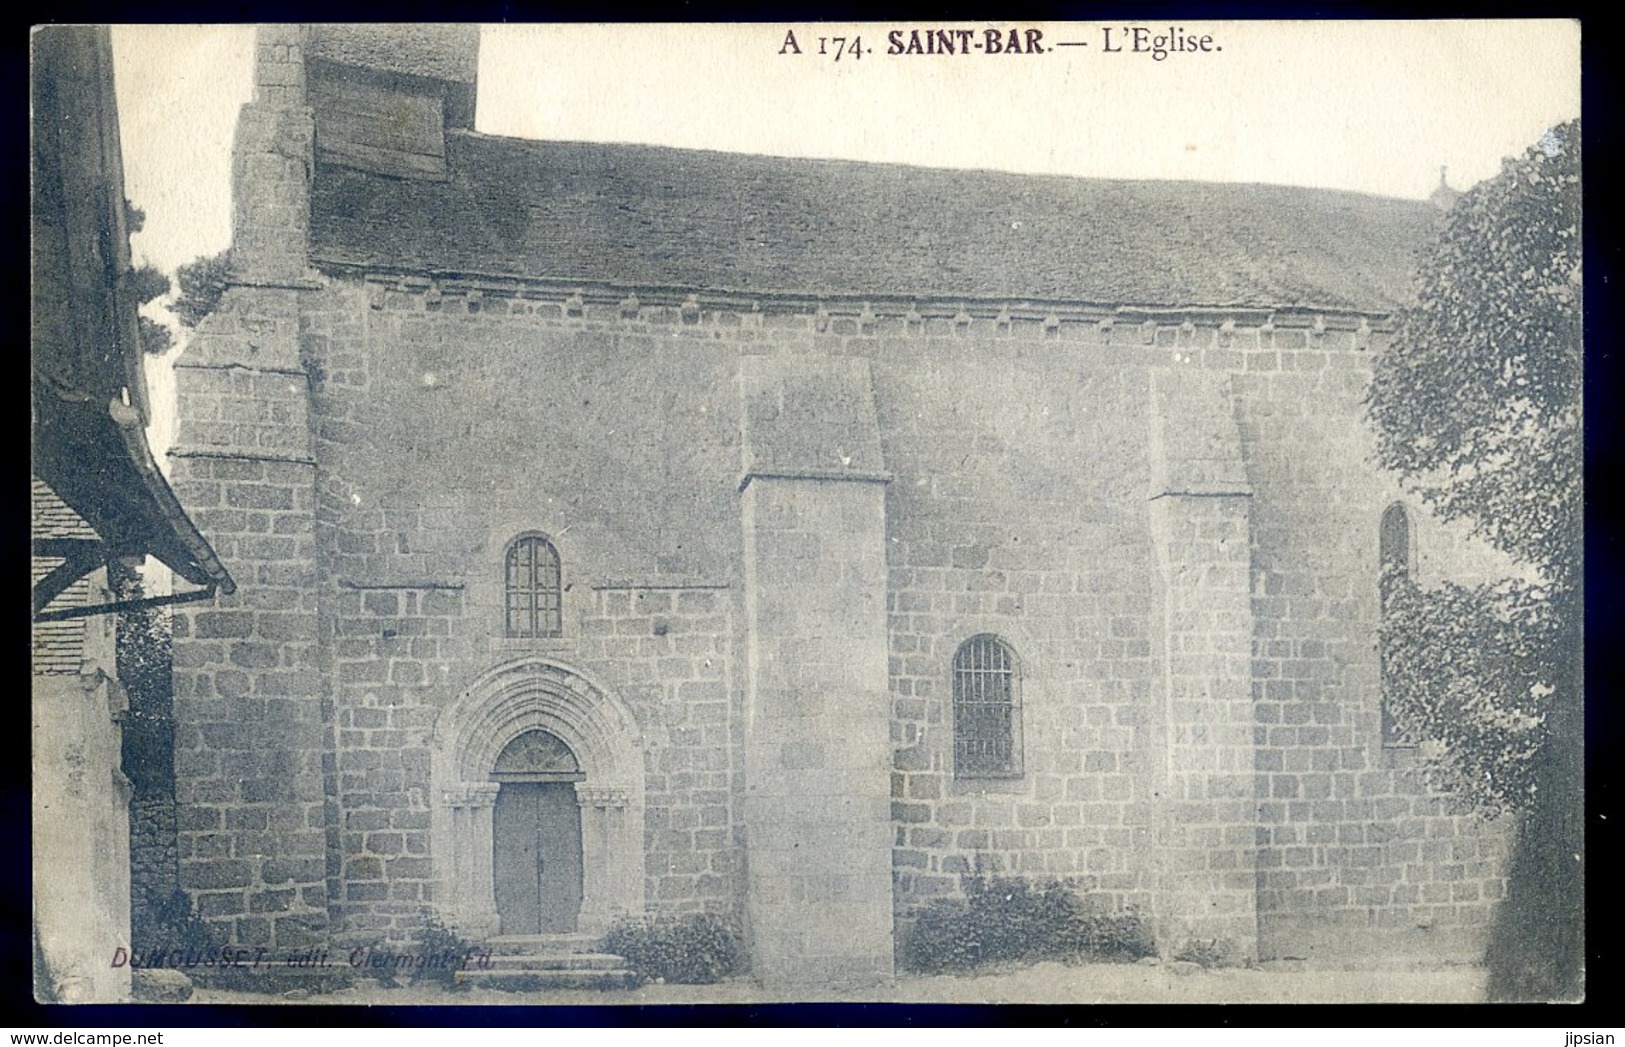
[952,635,1022,778]
[1379,502,1412,600]
[505,534,562,638]
[1378,503,1412,746]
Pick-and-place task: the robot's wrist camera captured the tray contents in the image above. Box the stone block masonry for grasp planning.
[232,25,312,287]
[165,23,331,950]
[171,245,1514,968]
[1143,369,1259,959]
[877,348,1160,914]
[296,273,750,936]
[323,582,460,937]
[740,356,896,990]
[1234,365,1516,964]
[579,585,741,915]
[299,269,1511,966]
[169,434,329,950]
[318,579,742,938]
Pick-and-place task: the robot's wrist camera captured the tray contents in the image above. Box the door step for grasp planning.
[484,933,601,956]
[457,934,641,992]
[482,952,628,971]
[455,967,642,991]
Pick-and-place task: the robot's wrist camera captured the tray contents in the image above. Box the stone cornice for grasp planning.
[739,468,894,494]
[312,258,1400,330]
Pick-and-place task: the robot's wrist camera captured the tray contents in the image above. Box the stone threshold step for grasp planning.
[482,953,629,971]
[455,968,641,992]
[484,934,602,955]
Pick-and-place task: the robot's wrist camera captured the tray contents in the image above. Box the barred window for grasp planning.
[1378,503,1412,746]
[505,534,562,638]
[952,634,1022,778]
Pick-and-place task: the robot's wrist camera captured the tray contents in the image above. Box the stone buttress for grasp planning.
[167,26,329,950]
[1145,368,1260,960]
[738,355,897,989]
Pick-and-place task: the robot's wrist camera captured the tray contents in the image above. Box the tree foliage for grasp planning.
[1379,572,1558,813]
[1366,121,1581,812]
[1365,121,1582,1000]
[130,263,174,356]
[112,570,175,793]
[172,249,232,329]
[126,200,174,356]
[1369,120,1582,587]
[128,263,169,306]
[138,318,172,357]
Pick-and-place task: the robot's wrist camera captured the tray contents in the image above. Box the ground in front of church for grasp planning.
[187,958,1488,1006]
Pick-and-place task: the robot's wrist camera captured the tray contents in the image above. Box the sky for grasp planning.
[110,21,1581,274]
[106,21,1580,449]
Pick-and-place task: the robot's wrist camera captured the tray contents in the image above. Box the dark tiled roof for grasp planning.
[32,476,97,539]
[310,131,1436,313]
[32,477,94,674]
[307,24,478,86]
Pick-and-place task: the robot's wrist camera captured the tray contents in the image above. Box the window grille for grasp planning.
[952,634,1021,777]
[505,535,562,638]
[1378,503,1412,746]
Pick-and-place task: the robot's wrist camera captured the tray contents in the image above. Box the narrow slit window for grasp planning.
[1378,503,1412,746]
[505,534,562,638]
[952,634,1021,778]
[1379,502,1412,601]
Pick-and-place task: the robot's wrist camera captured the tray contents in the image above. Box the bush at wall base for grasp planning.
[899,876,1156,975]
[603,911,745,984]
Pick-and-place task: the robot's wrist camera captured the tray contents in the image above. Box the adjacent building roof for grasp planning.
[31,479,96,673]
[310,130,1437,313]
[31,25,234,615]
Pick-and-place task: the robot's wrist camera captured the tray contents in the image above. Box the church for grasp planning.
[158,24,1514,990]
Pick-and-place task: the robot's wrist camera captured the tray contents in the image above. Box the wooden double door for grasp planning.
[492,782,583,935]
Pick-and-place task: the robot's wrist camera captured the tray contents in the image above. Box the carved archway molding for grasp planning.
[430,656,646,938]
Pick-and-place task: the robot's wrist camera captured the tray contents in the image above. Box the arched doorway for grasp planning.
[491,730,584,934]
[430,658,645,939]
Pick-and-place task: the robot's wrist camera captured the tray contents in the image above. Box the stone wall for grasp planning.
[288,277,1515,961]
[166,445,328,950]
[292,277,749,939]
[1234,361,1518,964]
[166,23,331,950]
[1144,369,1259,960]
[581,584,740,914]
[174,30,1519,962]
[739,355,896,990]
[321,582,451,936]
[311,576,741,939]
[32,530,131,1001]
[868,316,1274,932]
[876,332,1159,915]
[172,247,1519,966]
